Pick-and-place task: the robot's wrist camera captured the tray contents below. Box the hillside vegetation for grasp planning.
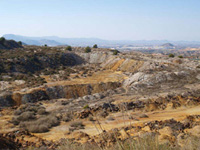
[0,37,22,50]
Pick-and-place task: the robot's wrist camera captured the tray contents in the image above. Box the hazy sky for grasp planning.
[0,0,200,41]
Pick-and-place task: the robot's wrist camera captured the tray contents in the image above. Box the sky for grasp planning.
[0,0,200,41]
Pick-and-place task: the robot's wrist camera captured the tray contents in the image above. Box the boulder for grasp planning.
[93,93,104,99]
[22,90,49,104]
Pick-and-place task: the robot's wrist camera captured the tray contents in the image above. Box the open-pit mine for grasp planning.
[1,43,200,150]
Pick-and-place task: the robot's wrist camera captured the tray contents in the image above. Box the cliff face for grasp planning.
[77,52,144,72]
[0,82,121,107]
[78,52,111,64]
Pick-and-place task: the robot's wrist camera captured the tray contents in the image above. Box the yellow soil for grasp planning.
[111,59,125,71]
[46,70,126,87]
[33,105,200,141]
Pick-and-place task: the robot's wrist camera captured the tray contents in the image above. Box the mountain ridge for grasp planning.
[3,34,200,47]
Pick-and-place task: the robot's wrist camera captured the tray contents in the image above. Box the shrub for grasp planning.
[89,116,95,122]
[17,111,35,121]
[22,115,60,133]
[24,105,40,113]
[0,37,5,43]
[62,112,73,122]
[93,44,98,48]
[13,109,22,115]
[62,116,71,122]
[113,50,119,55]
[99,111,108,118]
[85,46,91,53]
[66,46,72,51]
[107,116,115,121]
[70,121,84,128]
[57,133,176,150]
[83,104,89,109]
[169,53,175,58]
[18,41,22,46]
[11,117,20,125]
[37,108,46,115]
[178,55,183,58]
[27,124,49,133]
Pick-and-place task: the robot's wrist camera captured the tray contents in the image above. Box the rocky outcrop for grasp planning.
[78,52,111,64]
[123,70,196,89]
[0,82,121,107]
[21,90,49,104]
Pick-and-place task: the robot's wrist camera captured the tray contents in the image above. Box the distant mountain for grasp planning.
[0,37,23,50]
[3,34,200,47]
[3,34,63,46]
[3,34,107,46]
[162,43,174,47]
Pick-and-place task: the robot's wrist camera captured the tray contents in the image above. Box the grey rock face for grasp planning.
[82,95,94,101]
[123,70,193,90]
[93,93,105,99]
[78,52,110,64]
[0,92,14,107]
[21,90,49,104]
[46,86,65,99]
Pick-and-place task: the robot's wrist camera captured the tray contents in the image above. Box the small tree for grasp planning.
[113,50,119,55]
[178,55,183,58]
[93,44,98,48]
[85,46,91,53]
[18,41,22,46]
[0,37,5,43]
[169,53,175,58]
[44,44,48,47]
[66,46,72,51]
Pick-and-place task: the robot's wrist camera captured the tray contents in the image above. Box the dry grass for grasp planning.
[57,134,178,150]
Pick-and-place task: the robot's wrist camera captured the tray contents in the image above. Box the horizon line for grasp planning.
[2,33,200,42]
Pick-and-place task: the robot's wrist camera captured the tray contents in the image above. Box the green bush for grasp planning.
[113,50,119,55]
[66,46,72,51]
[85,46,91,53]
[0,37,5,43]
[18,41,22,46]
[178,55,183,58]
[169,53,175,58]
[93,44,98,48]
[83,104,89,109]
